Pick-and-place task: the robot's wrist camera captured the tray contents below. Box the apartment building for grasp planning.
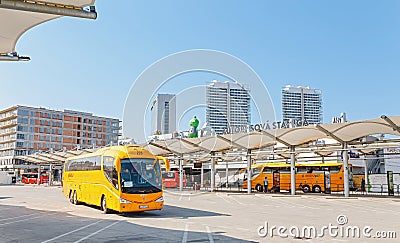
[0,105,120,167]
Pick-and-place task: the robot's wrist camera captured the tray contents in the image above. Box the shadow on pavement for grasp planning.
[0,197,12,200]
[120,204,230,219]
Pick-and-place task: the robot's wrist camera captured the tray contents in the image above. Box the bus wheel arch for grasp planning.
[312,185,322,193]
[302,185,311,193]
[255,184,263,192]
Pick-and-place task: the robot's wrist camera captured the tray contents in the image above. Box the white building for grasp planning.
[206,80,250,134]
[151,94,176,135]
[282,85,323,125]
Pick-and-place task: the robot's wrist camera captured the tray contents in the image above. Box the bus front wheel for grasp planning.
[255,184,263,192]
[101,196,109,214]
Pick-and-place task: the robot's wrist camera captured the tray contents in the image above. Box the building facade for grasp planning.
[151,94,176,135]
[0,105,120,167]
[206,80,251,134]
[282,85,323,125]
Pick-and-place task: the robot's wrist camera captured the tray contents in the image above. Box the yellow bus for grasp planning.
[62,145,170,213]
[243,162,353,193]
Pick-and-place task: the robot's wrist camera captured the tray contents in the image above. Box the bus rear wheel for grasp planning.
[69,190,74,204]
[73,190,79,205]
[313,185,322,193]
[255,184,263,192]
[101,196,109,214]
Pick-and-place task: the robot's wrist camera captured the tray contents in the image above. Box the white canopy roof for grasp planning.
[0,0,96,56]
[145,115,400,156]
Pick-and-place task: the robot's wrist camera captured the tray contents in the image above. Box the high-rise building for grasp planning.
[206,80,251,134]
[282,85,323,125]
[0,105,120,167]
[151,94,176,135]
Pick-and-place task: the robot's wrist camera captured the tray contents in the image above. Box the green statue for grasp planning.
[188,116,199,138]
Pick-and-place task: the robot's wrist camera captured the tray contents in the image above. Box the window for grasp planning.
[17,126,28,132]
[103,156,118,189]
[17,117,29,124]
[65,156,102,171]
[17,134,25,139]
[40,127,44,133]
[18,109,29,116]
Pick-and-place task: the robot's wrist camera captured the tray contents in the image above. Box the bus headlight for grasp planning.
[119,198,131,204]
[155,196,164,202]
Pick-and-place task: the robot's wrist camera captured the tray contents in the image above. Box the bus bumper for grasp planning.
[119,201,164,213]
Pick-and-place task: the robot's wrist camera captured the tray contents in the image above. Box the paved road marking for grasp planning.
[272,197,320,210]
[41,220,104,243]
[228,196,246,205]
[206,226,214,243]
[74,221,120,243]
[0,213,40,222]
[216,194,232,204]
[0,213,51,227]
[182,224,189,243]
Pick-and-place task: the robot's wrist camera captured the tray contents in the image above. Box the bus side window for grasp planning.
[103,156,118,189]
[262,167,271,173]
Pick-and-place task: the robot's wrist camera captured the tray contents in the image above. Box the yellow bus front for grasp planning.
[115,157,164,212]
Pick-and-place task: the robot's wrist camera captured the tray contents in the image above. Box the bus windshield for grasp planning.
[251,168,261,178]
[120,158,162,194]
[162,171,176,179]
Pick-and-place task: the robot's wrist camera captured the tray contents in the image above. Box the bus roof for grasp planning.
[66,145,156,161]
[252,162,346,168]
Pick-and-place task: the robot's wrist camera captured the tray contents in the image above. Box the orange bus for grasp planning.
[63,145,170,213]
[243,162,353,193]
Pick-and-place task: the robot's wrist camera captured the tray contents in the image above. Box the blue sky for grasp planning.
[1,0,400,137]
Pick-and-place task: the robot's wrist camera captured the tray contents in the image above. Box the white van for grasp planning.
[0,171,16,184]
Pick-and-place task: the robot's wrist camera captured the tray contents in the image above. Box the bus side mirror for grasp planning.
[157,156,170,171]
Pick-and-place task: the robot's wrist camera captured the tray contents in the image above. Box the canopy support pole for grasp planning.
[247,150,252,194]
[343,143,350,197]
[37,165,41,185]
[364,157,369,194]
[201,162,204,187]
[210,153,215,192]
[290,146,296,195]
[179,157,183,192]
[226,161,229,189]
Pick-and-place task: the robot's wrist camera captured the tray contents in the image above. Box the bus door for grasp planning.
[324,171,331,194]
[272,171,280,192]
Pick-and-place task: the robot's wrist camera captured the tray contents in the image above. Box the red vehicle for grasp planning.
[21,172,49,184]
[162,171,187,188]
